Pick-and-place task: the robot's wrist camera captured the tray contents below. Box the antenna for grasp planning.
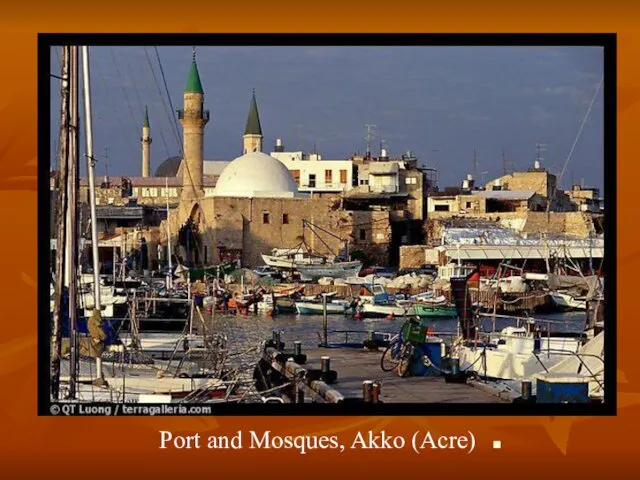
[535,142,547,168]
[104,146,109,180]
[502,148,507,175]
[472,148,480,179]
[364,123,376,157]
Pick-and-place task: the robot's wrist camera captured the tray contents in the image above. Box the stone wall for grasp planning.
[162,195,392,268]
[399,245,427,269]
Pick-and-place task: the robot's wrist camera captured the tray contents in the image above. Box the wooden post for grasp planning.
[372,382,381,403]
[363,380,373,403]
[294,341,302,356]
[321,356,331,375]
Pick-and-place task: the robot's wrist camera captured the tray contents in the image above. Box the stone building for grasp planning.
[160,53,391,268]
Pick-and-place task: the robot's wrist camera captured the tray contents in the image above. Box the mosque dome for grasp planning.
[154,156,182,177]
[213,152,298,198]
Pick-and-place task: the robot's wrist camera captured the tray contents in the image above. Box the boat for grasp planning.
[358,302,415,319]
[261,247,326,269]
[449,272,586,381]
[296,260,363,282]
[412,302,458,318]
[295,300,351,315]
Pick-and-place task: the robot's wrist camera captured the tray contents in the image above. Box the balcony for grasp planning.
[176,109,210,122]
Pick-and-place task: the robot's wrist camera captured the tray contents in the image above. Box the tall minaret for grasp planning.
[141,106,152,177]
[180,48,209,200]
[243,89,263,154]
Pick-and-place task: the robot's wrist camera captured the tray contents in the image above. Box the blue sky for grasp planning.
[49,45,604,192]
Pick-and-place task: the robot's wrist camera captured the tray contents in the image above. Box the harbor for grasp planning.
[48,44,606,408]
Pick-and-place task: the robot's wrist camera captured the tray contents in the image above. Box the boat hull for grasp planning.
[457,335,583,381]
[295,302,347,315]
[413,303,458,318]
[297,261,363,282]
[359,303,415,318]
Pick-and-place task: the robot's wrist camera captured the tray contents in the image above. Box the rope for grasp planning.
[154,46,183,154]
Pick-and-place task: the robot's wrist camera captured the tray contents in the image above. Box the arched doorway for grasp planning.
[177,204,204,267]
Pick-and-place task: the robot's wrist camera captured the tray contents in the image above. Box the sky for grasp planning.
[49,45,604,192]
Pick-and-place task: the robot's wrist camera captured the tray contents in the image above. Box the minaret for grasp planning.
[243,89,263,154]
[180,48,209,200]
[141,106,152,177]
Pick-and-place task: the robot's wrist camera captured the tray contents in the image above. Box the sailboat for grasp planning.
[50,46,257,404]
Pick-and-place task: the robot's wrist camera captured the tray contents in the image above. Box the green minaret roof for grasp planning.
[244,89,262,136]
[184,48,204,94]
[143,105,150,128]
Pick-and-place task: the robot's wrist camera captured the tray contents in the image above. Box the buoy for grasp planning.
[354,312,361,320]
[427,327,434,336]
[386,313,394,321]
[267,308,274,317]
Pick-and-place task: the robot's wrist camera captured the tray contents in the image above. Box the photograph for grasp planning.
[44,36,609,412]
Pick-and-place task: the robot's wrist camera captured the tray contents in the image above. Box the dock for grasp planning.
[303,347,505,403]
[260,342,507,403]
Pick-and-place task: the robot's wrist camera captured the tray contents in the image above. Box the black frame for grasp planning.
[38,33,616,416]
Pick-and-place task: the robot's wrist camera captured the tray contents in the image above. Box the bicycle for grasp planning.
[380,317,424,377]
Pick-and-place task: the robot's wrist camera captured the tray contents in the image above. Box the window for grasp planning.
[325,169,332,184]
[204,245,208,264]
[309,174,316,188]
[291,170,300,185]
[282,213,289,224]
[340,169,348,184]
[262,212,270,224]
[359,229,366,240]
[405,177,417,185]
[434,204,450,212]
[466,201,472,209]
[359,179,369,186]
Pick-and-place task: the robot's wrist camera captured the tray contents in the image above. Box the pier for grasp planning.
[302,347,506,403]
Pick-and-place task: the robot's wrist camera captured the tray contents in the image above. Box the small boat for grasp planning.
[295,300,350,315]
[412,302,458,318]
[358,302,415,319]
[296,261,363,282]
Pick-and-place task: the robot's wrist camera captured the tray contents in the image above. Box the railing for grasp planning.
[176,109,210,122]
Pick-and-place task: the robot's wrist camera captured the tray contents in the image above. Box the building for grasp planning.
[565,184,603,213]
[269,142,354,196]
[161,52,391,268]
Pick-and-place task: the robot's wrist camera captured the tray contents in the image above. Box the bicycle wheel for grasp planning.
[396,342,414,378]
[380,336,401,372]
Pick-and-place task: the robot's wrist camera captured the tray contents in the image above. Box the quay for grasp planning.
[302,347,506,403]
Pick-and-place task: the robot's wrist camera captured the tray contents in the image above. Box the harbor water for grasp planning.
[198,310,588,354]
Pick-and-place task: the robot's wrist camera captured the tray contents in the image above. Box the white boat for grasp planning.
[549,292,587,310]
[261,247,326,269]
[358,302,415,319]
[297,261,363,282]
[455,326,584,381]
[295,300,350,315]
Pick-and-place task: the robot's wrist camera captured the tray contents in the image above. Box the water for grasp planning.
[204,310,588,354]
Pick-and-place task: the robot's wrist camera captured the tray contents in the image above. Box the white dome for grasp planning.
[213,151,299,198]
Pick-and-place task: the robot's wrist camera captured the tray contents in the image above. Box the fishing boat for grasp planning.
[296,260,363,282]
[261,247,326,269]
[295,300,351,315]
[358,302,415,319]
[412,302,458,319]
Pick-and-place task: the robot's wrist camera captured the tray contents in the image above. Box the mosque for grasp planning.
[158,52,391,268]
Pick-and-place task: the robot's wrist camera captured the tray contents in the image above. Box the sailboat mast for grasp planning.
[51,45,71,400]
[166,177,172,288]
[81,45,104,381]
[67,45,80,400]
